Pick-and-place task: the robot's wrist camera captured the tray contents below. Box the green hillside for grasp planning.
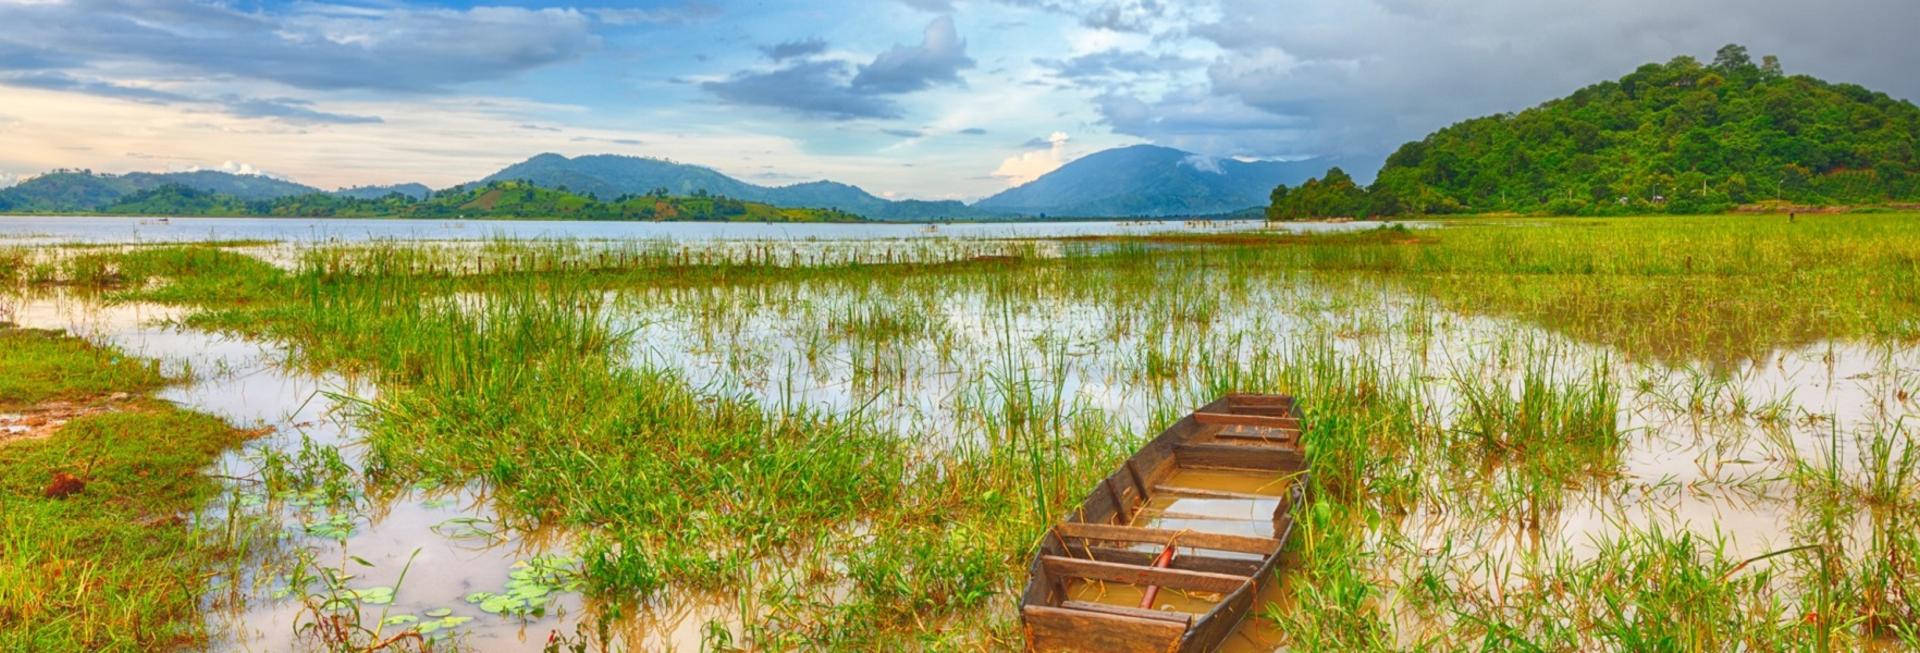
[68,180,862,222]
[1272,45,1920,218]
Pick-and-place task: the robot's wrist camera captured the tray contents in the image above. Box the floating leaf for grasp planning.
[382,614,419,626]
[353,586,396,605]
[425,608,454,618]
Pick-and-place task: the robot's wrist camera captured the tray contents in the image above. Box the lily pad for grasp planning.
[351,586,396,605]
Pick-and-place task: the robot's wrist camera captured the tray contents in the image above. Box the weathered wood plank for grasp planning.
[1210,426,1299,444]
[1173,443,1303,471]
[1151,484,1286,502]
[1194,411,1301,430]
[1081,545,1263,576]
[1040,555,1250,594]
[1055,522,1280,555]
[1023,605,1187,653]
[1224,393,1294,409]
[1060,600,1194,625]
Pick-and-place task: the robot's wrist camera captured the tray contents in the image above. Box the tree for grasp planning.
[1712,44,1753,73]
[1264,184,1291,221]
[1268,167,1371,219]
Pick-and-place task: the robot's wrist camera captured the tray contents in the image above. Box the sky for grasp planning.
[1,0,1917,200]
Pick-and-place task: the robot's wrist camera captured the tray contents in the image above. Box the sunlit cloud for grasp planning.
[992,131,1071,186]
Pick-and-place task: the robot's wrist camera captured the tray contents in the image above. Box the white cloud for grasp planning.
[0,171,21,189]
[992,131,1071,186]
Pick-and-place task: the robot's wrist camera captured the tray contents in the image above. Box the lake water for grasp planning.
[0,216,1386,244]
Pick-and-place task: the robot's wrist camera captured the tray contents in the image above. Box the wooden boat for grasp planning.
[1020,393,1308,653]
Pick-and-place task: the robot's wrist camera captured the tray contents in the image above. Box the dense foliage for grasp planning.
[1265,168,1369,220]
[1271,45,1920,218]
[89,180,862,222]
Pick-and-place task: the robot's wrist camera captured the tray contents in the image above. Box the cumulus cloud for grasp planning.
[702,60,903,120]
[993,131,1070,185]
[761,38,829,61]
[851,16,975,93]
[0,171,21,189]
[0,1,599,92]
[706,16,971,119]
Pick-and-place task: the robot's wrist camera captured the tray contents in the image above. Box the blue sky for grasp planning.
[2,0,1916,199]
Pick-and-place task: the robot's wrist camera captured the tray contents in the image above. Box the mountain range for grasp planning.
[0,145,1324,220]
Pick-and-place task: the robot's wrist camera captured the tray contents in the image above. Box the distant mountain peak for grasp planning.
[975,145,1330,217]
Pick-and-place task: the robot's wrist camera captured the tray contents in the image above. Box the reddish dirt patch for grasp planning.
[43,471,85,499]
[0,392,131,445]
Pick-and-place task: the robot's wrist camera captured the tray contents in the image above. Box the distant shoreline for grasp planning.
[0,213,1265,225]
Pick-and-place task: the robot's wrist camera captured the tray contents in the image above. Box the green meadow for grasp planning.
[2,213,1918,651]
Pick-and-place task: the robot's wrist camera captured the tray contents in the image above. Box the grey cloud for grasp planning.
[707,17,971,120]
[959,127,988,135]
[1095,86,1307,157]
[702,60,903,120]
[3,71,382,125]
[1,71,191,103]
[1019,136,1054,148]
[0,1,599,92]
[761,38,829,61]
[850,16,974,93]
[882,128,925,138]
[222,97,383,125]
[1036,50,1202,82]
[1189,0,1920,160]
[987,0,1199,35]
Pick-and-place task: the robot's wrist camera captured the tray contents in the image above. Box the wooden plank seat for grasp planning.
[1151,484,1287,503]
[1055,522,1281,555]
[1039,555,1251,594]
[1193,411,1301,431]
[1173,443,1304,471]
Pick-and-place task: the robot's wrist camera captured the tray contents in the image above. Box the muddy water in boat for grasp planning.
[1060,467,1297,652]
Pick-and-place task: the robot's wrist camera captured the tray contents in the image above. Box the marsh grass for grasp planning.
[0,401,263,651]
[0,326,164,408]
[13,213,1918,650]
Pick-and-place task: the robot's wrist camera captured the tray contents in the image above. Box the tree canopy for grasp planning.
[74,180,862,222]
[1270,45,1920,218]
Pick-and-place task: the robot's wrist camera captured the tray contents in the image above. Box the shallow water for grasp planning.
[8,233,1916,649]
[608,265,1920,645]
[4,294,624,651]
[0,215,1388,245]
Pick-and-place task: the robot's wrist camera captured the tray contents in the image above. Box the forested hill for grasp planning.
[1273,45,1920,218]
[16,180,863,223]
